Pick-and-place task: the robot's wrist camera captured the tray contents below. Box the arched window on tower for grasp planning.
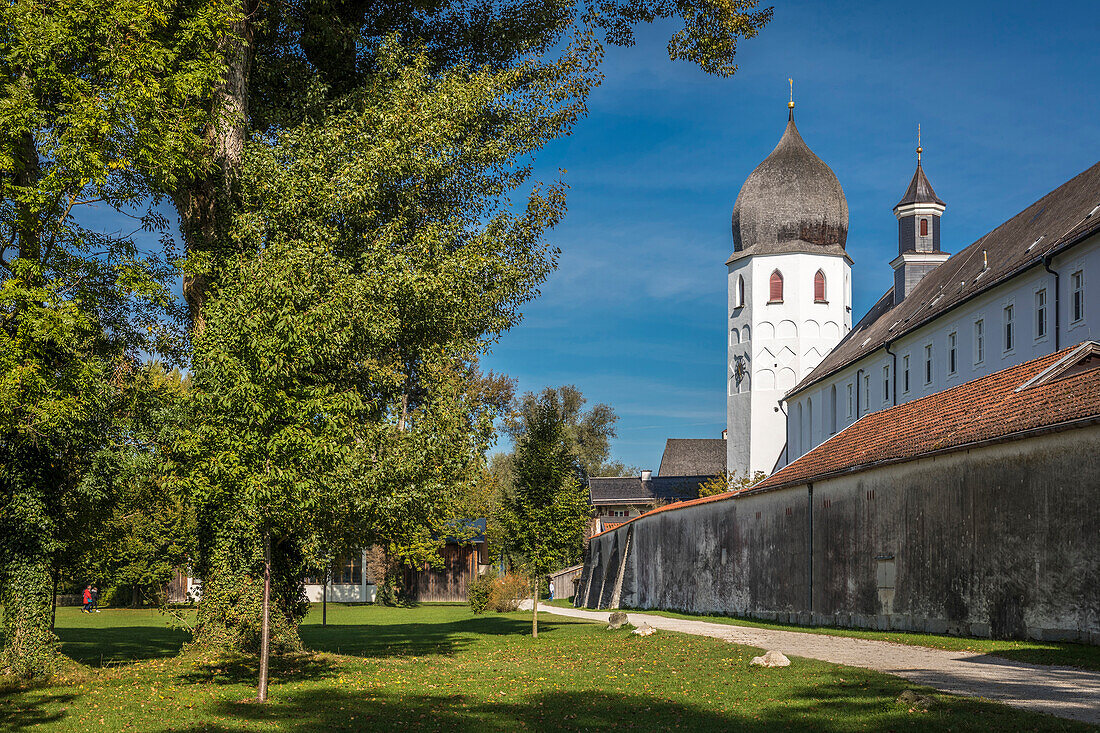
[769,270,784,303]
[734,274,745,308]
[920,218,929,236]
[814,270,827,303]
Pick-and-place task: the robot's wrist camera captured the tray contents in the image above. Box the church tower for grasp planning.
[891,134,949,304]
[726,99,853,479]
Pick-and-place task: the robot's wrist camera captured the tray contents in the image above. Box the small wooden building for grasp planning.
[403,519,489,603]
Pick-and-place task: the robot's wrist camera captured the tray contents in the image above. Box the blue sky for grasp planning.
[480,0,1100,470]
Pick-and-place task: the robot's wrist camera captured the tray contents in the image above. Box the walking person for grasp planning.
[82,585,92,613]
[549,580,555,602]
[90,585,100,612]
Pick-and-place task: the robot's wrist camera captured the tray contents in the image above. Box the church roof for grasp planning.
[756,341,1100,493]
[657,438,726,476]
[894,161,945,208]
[789,160,1100,399]
[728,113,850,264]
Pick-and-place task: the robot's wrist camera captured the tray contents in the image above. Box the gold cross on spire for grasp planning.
[917,123,923,163]
[788,78,794,109]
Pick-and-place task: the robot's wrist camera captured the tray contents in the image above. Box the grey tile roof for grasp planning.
[895,161,944,208]
[657,438,727,477]
[587,476,708,506]
[790,160,1100,398]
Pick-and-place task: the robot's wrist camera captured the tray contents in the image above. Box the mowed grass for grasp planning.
[0,604,1092,732]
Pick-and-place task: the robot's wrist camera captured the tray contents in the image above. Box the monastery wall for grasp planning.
[574,423,1100,644]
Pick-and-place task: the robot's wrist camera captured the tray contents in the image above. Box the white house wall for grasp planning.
[784,232,1100,463]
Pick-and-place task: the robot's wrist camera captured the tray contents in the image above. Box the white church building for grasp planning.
[727,103,1100,477]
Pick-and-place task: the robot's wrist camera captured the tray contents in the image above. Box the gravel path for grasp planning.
[536,603,1100,725]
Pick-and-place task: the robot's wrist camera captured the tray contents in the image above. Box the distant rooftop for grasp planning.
[658,438,726,477]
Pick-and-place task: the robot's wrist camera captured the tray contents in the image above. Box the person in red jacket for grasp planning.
[82,585,92,613]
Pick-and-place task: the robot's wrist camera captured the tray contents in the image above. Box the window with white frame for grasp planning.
[1072,270,1084,323]
[882,364,890,403]
[902,354,910,393]
[1003,304,1014,352]
[948,331,957,375]
[862,373,870,412]
[1036,288,1047,339]
[974,319,984,364]
[846,382,853,417]
[735,274,745,309]
[924,344,933,384]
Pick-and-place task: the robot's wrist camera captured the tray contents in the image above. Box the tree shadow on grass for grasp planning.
[55,626,192,666]
[0,685,77,730]
[177,651,339,688]
[300,615,574,660]
[158,682,1084,733]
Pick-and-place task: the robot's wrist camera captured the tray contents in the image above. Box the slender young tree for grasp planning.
[502,390,590,637]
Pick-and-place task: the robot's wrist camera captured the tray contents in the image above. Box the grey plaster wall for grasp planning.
[577,424,1100,644]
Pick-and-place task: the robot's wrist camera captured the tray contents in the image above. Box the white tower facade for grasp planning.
[726,109,852,478]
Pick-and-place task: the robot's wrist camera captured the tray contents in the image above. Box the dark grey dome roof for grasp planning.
[730,116,849,262]
[894,161,944,209]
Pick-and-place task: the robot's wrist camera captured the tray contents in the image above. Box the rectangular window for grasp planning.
[1036,289,1047,339]
[1072,270,1084,323]
[882,365,890,403]
[1003,304,1014,351]
[862,374,870,411]
[333,554,363,585]
[902,355,910,393]
[948,331,957,375]
[924,344,933,384]
[974,319,984,364]
[846,383,853,417]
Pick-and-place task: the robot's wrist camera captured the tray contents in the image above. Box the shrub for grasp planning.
[488,572,530,612]
[467,570,496,614]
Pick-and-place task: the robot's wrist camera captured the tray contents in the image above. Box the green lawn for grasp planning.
[0,604,1092,732]
[549,600,1100,672]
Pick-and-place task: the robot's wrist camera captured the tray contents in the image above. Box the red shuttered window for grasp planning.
[814,270,827,303]
[769,270,784,303]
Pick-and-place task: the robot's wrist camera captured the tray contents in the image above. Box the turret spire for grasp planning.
[788,78,794,120]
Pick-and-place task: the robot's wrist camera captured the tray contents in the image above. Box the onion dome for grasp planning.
[730,112,849,261]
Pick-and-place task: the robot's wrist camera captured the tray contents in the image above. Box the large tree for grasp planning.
[0,0,231,676]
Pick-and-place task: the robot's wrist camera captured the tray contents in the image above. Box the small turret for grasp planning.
[890,128,949,305]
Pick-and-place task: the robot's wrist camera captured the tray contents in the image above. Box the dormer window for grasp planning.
[769,270,784,303]
[920,218,929,236]
[814,269,827,303]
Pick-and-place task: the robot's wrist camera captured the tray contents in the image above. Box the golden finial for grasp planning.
[917,124,923,163]
[788,78,794,109]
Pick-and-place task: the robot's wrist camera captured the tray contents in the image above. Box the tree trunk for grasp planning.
[257,530,272,703]
[531,579,538,638]
[49,566,59,631]
[174,0,257,332]
[322,570,327,627]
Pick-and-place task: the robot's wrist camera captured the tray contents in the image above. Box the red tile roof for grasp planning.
[755,341,1100,492]
[589,342,1100,540]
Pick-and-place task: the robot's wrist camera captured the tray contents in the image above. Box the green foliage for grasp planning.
[467,570,496,614]
[501,390,591,581]
[698,470,767,498]
[504,385,623,480]
[0,0,234,677]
